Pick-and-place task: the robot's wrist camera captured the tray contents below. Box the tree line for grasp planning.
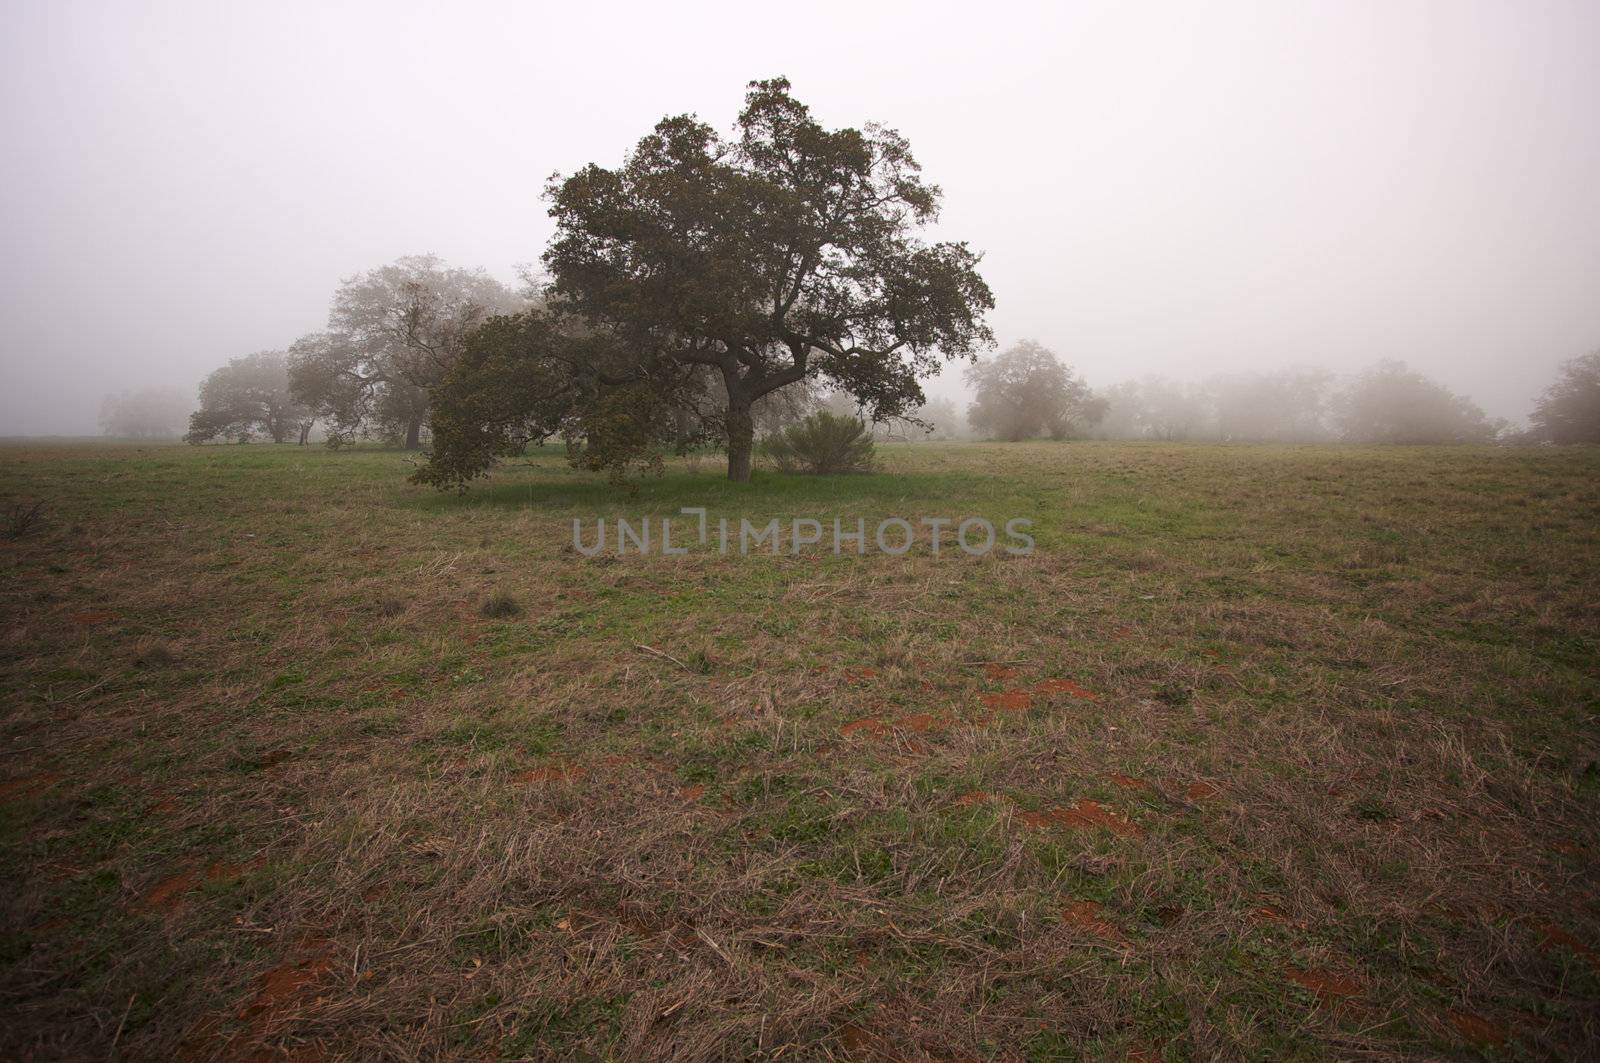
[160,77,1599,472]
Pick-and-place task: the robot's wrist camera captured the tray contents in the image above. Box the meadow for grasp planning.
[1,439,1597,1060]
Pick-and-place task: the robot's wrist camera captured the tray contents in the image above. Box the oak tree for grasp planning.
[538,77,994,481]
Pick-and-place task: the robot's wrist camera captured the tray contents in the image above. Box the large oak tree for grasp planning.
[288,255,524,449]
[185,351,311,445]
[537,77,994,481]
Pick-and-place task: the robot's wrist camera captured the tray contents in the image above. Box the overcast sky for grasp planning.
[2,0,1597,434]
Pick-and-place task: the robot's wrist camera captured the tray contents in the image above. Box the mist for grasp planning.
[2,0,1597,436]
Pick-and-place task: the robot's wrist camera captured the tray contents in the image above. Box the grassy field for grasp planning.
[1,439,1597,1061]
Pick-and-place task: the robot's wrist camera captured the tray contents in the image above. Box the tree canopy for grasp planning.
[1329,360,1499,444]
[1530,350,1600,444]
[185,352,310,444]
[419,76,994,487]
[964,340,1104,441]
[288,255,524,449]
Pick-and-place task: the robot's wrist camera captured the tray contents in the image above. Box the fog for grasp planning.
[2,0,1597,436]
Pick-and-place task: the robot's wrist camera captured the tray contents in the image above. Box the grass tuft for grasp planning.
[478,590,523,619]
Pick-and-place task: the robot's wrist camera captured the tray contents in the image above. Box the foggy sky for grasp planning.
[3,0,1597,435]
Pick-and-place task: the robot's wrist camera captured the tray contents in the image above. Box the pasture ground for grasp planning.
[1,440,1597,1060]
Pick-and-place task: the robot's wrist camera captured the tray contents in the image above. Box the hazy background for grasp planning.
[3,0,1597,435]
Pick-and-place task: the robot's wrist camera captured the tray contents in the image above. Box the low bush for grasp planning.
[760,411,878,475]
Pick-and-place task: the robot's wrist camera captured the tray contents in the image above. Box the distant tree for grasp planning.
[1529,350,1600,444]
[1135,377,1213,440]
[288,255,524,449]
[1210,368,1333,442]
[99,388,190,439]
[1331,360,1497,444]
[911,397,967,440]
[965,340,1105,441]
[530,76,994,482]
[186,352,312,444]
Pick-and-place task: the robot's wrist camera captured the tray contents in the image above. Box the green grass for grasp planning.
[1,438,1598,1059]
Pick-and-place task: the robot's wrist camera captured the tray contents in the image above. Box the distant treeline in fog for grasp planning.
[122,253,1599,450]
[844,342,1599,447]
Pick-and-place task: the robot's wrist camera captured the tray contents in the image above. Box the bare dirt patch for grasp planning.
[1443,1009,1509,1047]
[1061,899,1124,942]
[978,690,1031,712]
[515,760,587,783]
[1035,678,1097,699]
[133,868,198,913]
[1019,800,1142,838]
[1283,965,1363,1000]
[839,718,892,738]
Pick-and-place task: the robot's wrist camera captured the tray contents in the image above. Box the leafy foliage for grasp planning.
[185,351,311,444]
[536,76,994,481]
[288,255,524,449]
[412,311,710,491]
[965,340,1105,441]
[1530,350,1600,444]
[1330,360,1499,444]
[760,410,878,474]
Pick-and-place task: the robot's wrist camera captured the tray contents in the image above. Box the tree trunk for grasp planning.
[405,417,422,450]
[726,398,754,482]
[298,421,311,446]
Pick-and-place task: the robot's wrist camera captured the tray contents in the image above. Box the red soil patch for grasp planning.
[256,749,295,770]
[679,784,706,800]
[361,883,389,902]
[844,666,878,681]
[134,868,198,912]
[70,611,117,624]
[1283,965,1362,999]
[897,713,947,732]
[516,761,586,783]
[1111,625,1132,638]
[1444,1009,1509,1047]
[979,690,1032,712]
[601,754,633,767]
[1035,677,1098,699]
[0,773,62,799]
[1251,905,1308,930]
[147,796,179,813]
[1019,800,1142,837]
[241,952,334,1021]
[982,663,1021,680]
[1186,781,1221,800]
[837,1023,890,1055]
[1532,919,1600,970]
[206,861,250,881]
[1107,773,1150,790]
[1061,899,1124,942]
[839,717,892,738]
[954,790,998,806]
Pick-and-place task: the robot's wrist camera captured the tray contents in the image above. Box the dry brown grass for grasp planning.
[0,440,1596,1060]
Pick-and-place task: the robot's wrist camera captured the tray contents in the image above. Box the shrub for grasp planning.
[4,499,45,539]
[479,591,523,619]
[760,411,878,475]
